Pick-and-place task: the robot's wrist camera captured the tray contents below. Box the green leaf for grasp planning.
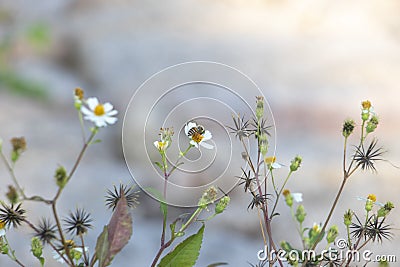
[158,225,205,267]
[154,162,163,170]
[90,139,102,145]
[95,226,109,267]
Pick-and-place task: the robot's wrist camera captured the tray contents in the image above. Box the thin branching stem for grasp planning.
[51,129,97,267]
[0,151,26,199]
[270,170,293,217]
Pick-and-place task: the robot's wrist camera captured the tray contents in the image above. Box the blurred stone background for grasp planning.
[0,0,399,266]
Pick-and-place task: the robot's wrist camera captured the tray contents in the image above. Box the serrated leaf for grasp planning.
[95,226,109,267]
[104,193,133,266]
[158,225,205,267]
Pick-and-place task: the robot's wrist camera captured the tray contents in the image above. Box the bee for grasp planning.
[187,125,205,137]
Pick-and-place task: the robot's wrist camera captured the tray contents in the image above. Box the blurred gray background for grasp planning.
[0,0,399,266]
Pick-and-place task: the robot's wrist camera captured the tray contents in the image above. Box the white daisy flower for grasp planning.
[184,122,213,149]
[81,97,118,127]
[154,140,169,151]
[292,193,303,203]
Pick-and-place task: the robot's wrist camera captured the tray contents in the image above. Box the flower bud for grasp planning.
[6,185,19,204]
[326,225,339,244]
[215,196,230,214]
[295,205,306,223]
[290,156,302,172]
[74,88,84,110]
[0,238,9,254]
[366,115,379,134]
[283,189,293,207]
[365,194,376,212]
[10,137,26,163]
[377,202,394,217]
[309,223,322,239]
[55,166,68,189]
[30,237,43,259]
[342,119,355,138]
[361,100,372,121]
[255,96,264,121]
[198,186,218,209]
[343,209,353,226]
[365,200,373,212]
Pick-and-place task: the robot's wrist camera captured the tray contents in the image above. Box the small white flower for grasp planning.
[292,193,303,203]
[154,140,169,151]
[264,156,282,169]
[184,122,213,149]
[81,97,118,127]
[356,196,384,207]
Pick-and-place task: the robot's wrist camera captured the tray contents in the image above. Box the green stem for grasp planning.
[179,207,202,233]
[270,170,293,217]
[2,235,25,267]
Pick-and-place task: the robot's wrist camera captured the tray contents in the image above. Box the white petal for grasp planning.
[94,118,107,127]
[292,193,303,203]
[200,142,214,149]
[87,97,99,110]
[81,106,92,116]
[103,103,114,112]
[105,116,118,125]
[52,251,65,264]
[0,229,5,236]
[185,122,197,136]
[271,162,282,169]
[202,130,212,140]
[154,141,160,149]
[107,110,118,116]
[190,140,198,148]
[83,115,95,121]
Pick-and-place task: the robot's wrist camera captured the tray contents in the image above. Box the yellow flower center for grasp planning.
[65,239,76,248]
[362,100,371,110]
[313,224,321,232]
[0,220,5,230]
[94,104,105,116]
[367,194,377,202]
[191,132,204,143]
[157,141,167,150]
[264,156,276,164]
